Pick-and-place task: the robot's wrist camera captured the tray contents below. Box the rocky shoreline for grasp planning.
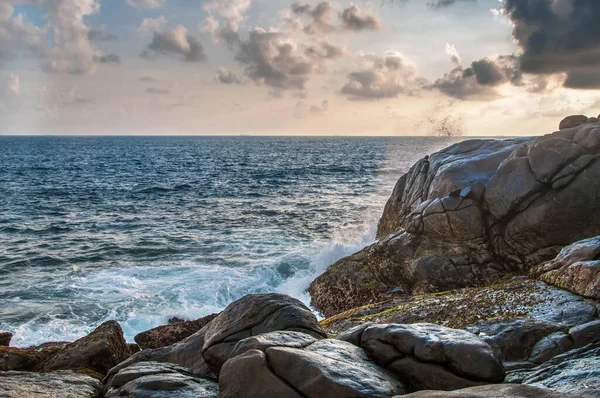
[1,114,600,397]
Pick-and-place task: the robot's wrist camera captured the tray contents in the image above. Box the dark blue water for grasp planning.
[0,136,459,346]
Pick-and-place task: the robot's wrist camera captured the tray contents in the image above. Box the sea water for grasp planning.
[0,136,460,346]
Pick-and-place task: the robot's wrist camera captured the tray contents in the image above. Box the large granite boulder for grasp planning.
[397,384,575,397]
[201,293,325,375]
[310,120,600,316]
[532,236,600,300]
[508,342,600,398]
[219,339,405,398]
[559,114,588,130]
[355,323,505,392]
[105,293,325,382]
[0,370,103,397]
[134,313,218,349]
[104,361,218,398]
[39,321,129,376]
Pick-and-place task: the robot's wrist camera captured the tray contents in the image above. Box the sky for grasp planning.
[1,0,600,136]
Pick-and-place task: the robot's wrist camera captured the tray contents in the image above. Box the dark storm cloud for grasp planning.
[142,26,206,63]
[340,6,381,32]
[503,0,600,89]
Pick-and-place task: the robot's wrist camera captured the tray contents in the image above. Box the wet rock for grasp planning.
[219,339,405,398]
[40,321,129,376]
[559,114,588,130]
[0,332,12,347]
[511,342,600,398]
[0,370,102,397]
[201,293,325,375]
[397,384,576,397]
[360,323,505,391]
[104,361,218,398]
[0,347,46,371]
[528,332,574,364]
[134,313,218,349]
[532,236,600,300]
[569,320,600,347]
[310,122,600,317]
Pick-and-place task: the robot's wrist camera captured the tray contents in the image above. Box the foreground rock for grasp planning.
[346,323,505,392]
[507,342,600,398]
[134,313,218,349]
[310,120,600,316]
[0,342,70,372]
[399,384,576,397]
[532,236,600,300]
[0,332,11,347]
[105,293,325,381]
[104,361,218,398]
[40,321,129,376]
[220,339,405,398]
[559,115,588,130]
[0,370,102,397]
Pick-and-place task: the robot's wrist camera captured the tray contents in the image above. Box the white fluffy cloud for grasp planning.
[126,0,165,9]
[138,16,167,35]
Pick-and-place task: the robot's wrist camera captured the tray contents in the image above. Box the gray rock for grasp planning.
[104,361,218,398]
[396,384,576,397]
[229,331,318,358]
[569,320,600,347]
[0,333,11,347]
[0,347,45,372]
[360,323,504,391]
[310,122,600,317]
[220,339,405,398]
[336,322,374,346]
[517,342,600,398]
[0,370,102,397]
[532,236,600,300]
[201,293,325,375]
[559,114,588,130]
[529,332,574,364]
[40,321,129,376]
[134,313,218,349]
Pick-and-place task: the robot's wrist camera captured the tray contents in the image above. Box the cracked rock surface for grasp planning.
[310,121,600,317]
[0,370,103,398]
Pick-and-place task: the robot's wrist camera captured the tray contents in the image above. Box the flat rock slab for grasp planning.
[396,384,576,397]
[105,361,218,398]
[0,370,102,398]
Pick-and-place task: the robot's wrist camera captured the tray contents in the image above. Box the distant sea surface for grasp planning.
[0,136,461,346]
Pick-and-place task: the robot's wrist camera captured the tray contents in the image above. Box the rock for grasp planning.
[127,343,141,355]
[0,347,46,371]
[359,323,505,392]
[0,370,102,397]
[219,339,405,398]
[559,114,588,130]
[569,320,600,347]
[40,321,129,376]
[532,236,600,300]
[201,294,325,375]
[311,121,600,317]
[529,332,574,364]
[511,342,600,398]
[134,313,218,349]
[397,384,576,397]
[104,361,218,398]
[0,332,12,347]
[229,331,318,358]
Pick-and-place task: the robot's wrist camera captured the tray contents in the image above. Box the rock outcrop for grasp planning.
[134,313,218,349]
[398,384,576,397]
[219,339,405,398]
[532,236,600,300]
[559,115,588,130]
[104,361,218,398]
[310,119,600,316]
[0,332,11,347]
[39,321,129,377]
[0,370,103,397]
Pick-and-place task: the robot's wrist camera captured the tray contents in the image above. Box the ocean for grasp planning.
[0,136,460,346]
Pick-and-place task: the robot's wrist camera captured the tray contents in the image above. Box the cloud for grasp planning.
[445,43,462,66]
[432,55,521,100]
[138,16,167,35]
[310,100,329,112]
[88,27,118,41]
[0,3,47,62]
[202,0,251,32]
[95,53,121,64]
[142,26,207,62]
[126,0,165,9]
[427,0,476,9]
[340,5,381,32]
[291,2,335,35]
[138,76,158,82]
[215,67,241,84]
[341,52,421,100]
[502,0,600,89]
